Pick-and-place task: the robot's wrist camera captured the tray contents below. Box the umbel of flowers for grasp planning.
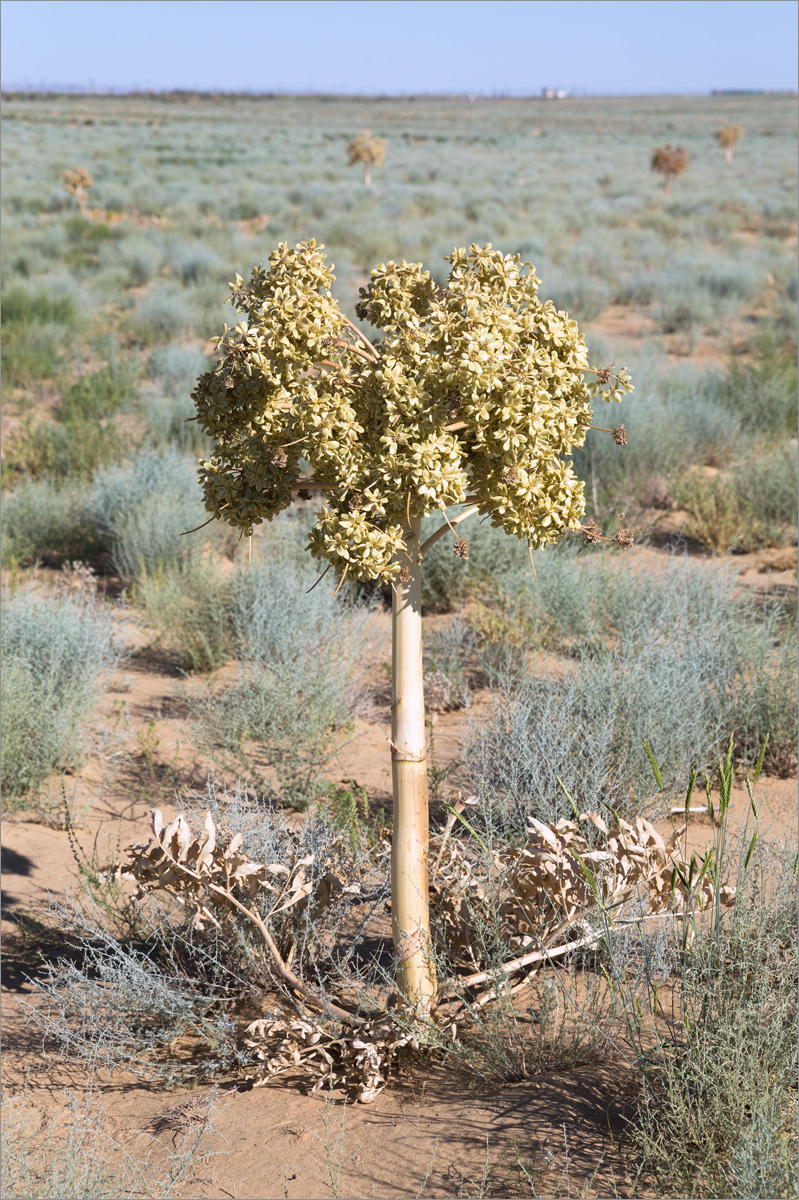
[193,241,631,584]
[192,241,633,1006]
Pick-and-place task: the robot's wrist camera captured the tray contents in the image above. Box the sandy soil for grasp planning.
[2,545,796,1200]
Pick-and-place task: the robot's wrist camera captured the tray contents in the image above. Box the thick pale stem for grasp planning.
[391,516,436,1006]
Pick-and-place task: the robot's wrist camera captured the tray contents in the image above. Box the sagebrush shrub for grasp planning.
[86,447,207,580]
[184,561,370,807]
[465,555,797,829]
[0,478,92,567]
[1,587,119,800]
[622,837,798,1199]
[135,557,233,673]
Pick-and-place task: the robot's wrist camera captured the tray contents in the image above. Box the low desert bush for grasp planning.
[144,346,211,453]
[167,239,225,286]
[545,269,612,323]
[419,511,528,613]
[129,286,194,344]
[677,447,798,553]
[466,556,796,826]
[23,778,390,1086]
[184,561,370,807]
[1,587,119,802]
[86,447,207,580]
[146,345,209,396]
[112,234,163,288]
[0,478,93,566]
[145,393,210,455]
[1,1073,219,1199]
[423,617,476,711]
[1,285,81,327]
[37,358,139,481]
[620,834,798,1199]
[476,542,735,657]
[135,557,233,673]
[1,317,71,391]
[700,340,798,439]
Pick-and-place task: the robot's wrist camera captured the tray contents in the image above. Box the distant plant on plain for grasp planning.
[347,130,386,187]
[714,124,742,163]
[650,144,688,197]
[63,167,93,216]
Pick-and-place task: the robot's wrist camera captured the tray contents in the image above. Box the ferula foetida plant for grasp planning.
[63,166,93,216]
[192,240,633,1006]
[346,130,386,186]
[714,124,742,163]
[650,143,688,197]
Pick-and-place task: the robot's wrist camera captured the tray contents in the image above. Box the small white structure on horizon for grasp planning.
[542,88,567,100]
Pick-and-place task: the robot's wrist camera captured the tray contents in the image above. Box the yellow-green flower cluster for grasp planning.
[192,241,633,581]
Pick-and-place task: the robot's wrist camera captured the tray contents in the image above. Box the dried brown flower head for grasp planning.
[447,391,462,419]
[612,425,627,446]
[63,166,93,194]
[271,447,288,469]
[595,362,616,389]
[581,519,603,545]
[453,536,470,559]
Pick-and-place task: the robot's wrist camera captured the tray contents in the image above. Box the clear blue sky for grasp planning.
[2,0,797,95]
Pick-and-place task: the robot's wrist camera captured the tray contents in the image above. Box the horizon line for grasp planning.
[3,85,796,99]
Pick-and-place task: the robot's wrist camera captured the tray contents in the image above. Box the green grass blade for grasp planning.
[570,848,600,904]
[441,801,489,856]
[683,767,697,820]
[642,740,663,790]
[718,734,734,817]
[744,831,758,870]
[745,776,759,821]
[556,774,580,822]
[753,733,769,783]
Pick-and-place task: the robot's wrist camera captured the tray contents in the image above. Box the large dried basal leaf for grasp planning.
[117,808,357,931]
[244,1012,412,1103]
[430,806,735,976]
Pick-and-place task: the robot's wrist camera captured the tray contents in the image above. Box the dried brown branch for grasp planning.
[117,809,365,1027]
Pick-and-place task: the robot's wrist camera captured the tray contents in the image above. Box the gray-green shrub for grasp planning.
[621,837,798,1199]
[146,345,209,396]
[86,447,206,581]
[1,479,92,566]
[1,1074,218,1200]
[1,587,119,800]
[465,554,797,828]
[130,285,194,344]
[185,561,369,808]
[135,557,233,673]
